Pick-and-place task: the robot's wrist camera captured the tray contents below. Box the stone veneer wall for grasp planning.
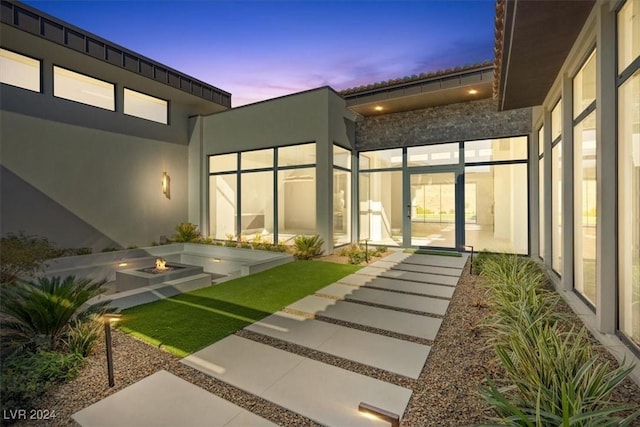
[355,98,532,150]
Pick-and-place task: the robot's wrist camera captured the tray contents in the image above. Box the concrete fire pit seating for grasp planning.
[43,243,293,310]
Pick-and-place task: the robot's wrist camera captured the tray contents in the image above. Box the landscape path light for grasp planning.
[103,313,122,387]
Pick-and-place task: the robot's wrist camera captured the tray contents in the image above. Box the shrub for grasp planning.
[65,316,102,357]
[0,276,109,354]
[293,235,324,260]
[174,222,201,243]
[100,247,119,252]
[480,253,639,425]
[0,232,57,284]
[0,350,84,416]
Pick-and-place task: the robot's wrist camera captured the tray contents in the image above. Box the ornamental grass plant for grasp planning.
[477,253,639,426]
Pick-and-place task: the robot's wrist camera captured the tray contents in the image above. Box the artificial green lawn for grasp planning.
[116,260,360,357]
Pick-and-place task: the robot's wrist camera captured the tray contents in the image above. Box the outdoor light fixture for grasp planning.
[103,313,122,387]
[358,402,400,427]
[374,105,384,111]
[468,89,478,95]
[162,171,170,199]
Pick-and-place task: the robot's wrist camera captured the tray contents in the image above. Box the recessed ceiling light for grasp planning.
[374,106,383,111]
[468,89,478,95]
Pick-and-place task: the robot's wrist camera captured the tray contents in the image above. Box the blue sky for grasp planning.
[24,1,496,106]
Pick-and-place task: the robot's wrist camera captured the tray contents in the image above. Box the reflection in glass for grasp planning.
[242,149,273,170]
[278,143,316,166]
[359,171,402,245]
[574,112,597,304]
[464,165,528,253]
[408,143,459,166]
[333,169,351,246]
[410,172,456,248]
[618,70,640,347]
[333,145,351,169]
[0,48,40,92]
[209,154,237,173]
[539,126,545,259]
[278,168,316,237]
[240,171,274,242]
[359,149,403,170]
[552,142,563,274]
[464,137,528,162]
[209,174,237,240]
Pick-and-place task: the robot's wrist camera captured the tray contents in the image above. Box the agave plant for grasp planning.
[0,276,109,354]
[293,235,324,260]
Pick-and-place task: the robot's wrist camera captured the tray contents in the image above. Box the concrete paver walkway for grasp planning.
[182,335,413,427]
[246,311,431,378]
[287,295,443,340]
[317,282,450,315]
[73,251,467,426]
[72,370,276,427]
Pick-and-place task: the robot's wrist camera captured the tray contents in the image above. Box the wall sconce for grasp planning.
[162,172,170,199]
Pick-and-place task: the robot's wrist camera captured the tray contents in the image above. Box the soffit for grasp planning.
[343,65,494,117]
[495,0,595,111]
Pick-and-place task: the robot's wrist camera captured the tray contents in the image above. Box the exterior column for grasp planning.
[596,2,616,334]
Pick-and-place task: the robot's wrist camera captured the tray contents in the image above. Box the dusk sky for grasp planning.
[24,1,496,107]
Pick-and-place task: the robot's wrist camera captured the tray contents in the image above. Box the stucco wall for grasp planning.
[0,110,188,250]
[355,98,532,150]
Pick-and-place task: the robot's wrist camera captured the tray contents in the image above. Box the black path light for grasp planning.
[102,313,122,387]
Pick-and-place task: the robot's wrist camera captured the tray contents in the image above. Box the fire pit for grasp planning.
[138,258,186,274]
[115,259,205,292]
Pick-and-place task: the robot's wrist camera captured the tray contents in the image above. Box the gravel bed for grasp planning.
[19,257,640,426]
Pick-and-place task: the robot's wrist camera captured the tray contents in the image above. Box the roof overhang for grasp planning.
[495,0,595,111]
[343,65,494,117]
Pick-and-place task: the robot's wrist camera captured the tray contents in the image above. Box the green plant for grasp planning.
[174,222,202,243]
[1,350,84,417]
[101,247,119,252]
[293,235,324,260]
[479,253,639,425]
[0,232,57,284]
[65,316,102,357]
[224,234,237,247]
[482,325,639,425]
[0,276,109,354]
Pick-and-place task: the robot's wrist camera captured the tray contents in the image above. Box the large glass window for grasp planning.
[573,51,597,306]
[359,148,402,169]
[618,57,639,349]
[210,153,237,173]
[124,88,167,124]
[53,66,114,110]
[279,143,316,166]
[407,143,459,166]
[241,171,274,242]
[551,99,563,275]
[574,112,597,304]
[464,164,528,254]
[209,174,237,240]
[278,168,316,237]
[464,137,528,162]
[359,171,402,246]
[242,149,273,170]
[618,0,639,74]
[0,48,40,92]
[538,126,545,260]
[333,145,351,246]
[552,141,563,274]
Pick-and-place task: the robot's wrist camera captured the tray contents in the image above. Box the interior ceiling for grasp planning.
[346,80,492,117]
[498,0,595,111]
